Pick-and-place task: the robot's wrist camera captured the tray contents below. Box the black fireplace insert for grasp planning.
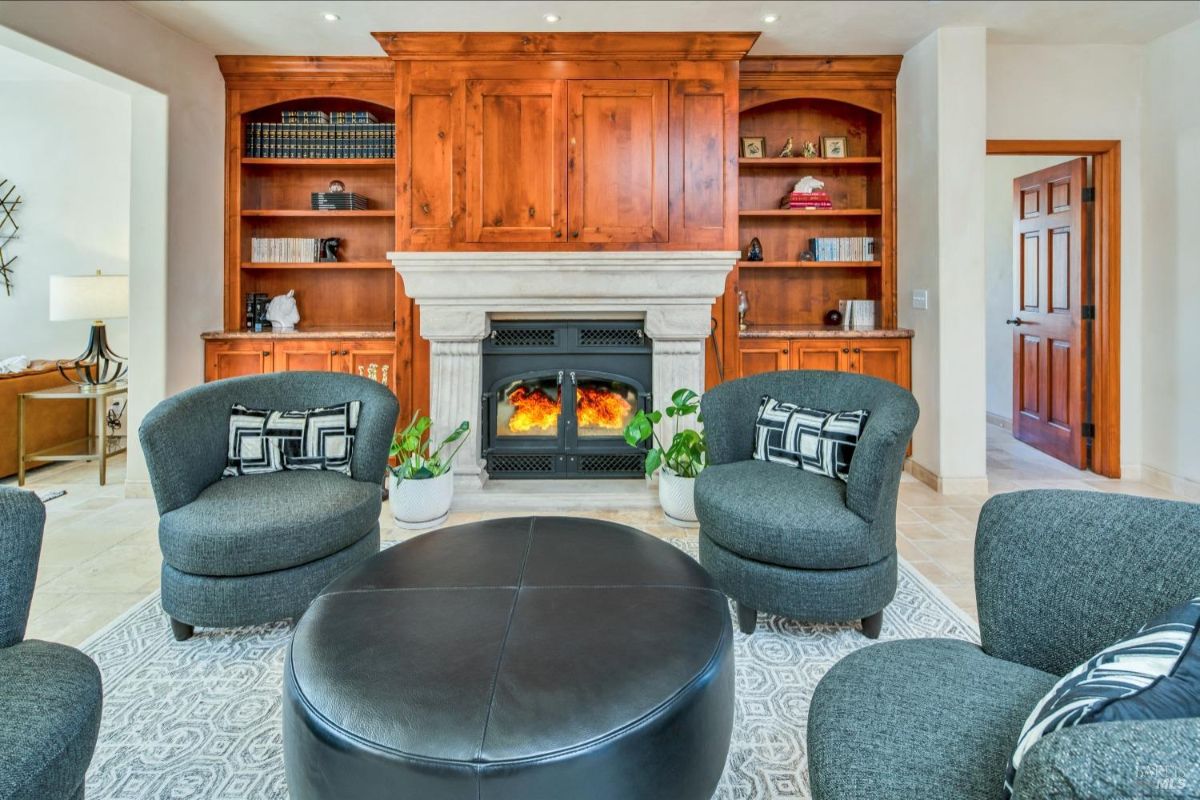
[481,321,652,478]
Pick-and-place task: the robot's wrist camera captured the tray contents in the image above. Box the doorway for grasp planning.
[984,140,1121,478]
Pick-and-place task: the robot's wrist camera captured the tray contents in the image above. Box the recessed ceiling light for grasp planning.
[762,12,780,24]
[543,13,561,23]
[322,12,340,22]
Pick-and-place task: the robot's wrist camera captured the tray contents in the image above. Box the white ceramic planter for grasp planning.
[658,469,699,527]
[389,471,454,530]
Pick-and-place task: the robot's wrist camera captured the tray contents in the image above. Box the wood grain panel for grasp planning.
[855,340,909,386]
[1049,339,1071,429]
[739,340,790,376]
[1021,188,1040,219]
[466,79,565,242]
[1050,227,1071,311]
[1021,232,1040,311]
[1019,334,1041,417]
[273,339,341,372]
[674,85,726,242]
[204,340,273,382]
[410,91,455,233]
[568,80,668,243]
[1050,178,1071,212]
[789,339,844,371]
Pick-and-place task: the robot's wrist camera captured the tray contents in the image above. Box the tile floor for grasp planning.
[7,424,1189,646]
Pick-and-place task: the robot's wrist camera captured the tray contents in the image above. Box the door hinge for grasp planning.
[1081,305,1096,320]
[1082,422,1096,439]
[1082,186,1095,203]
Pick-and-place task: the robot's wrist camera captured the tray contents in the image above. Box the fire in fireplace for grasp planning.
[482,321,651,478]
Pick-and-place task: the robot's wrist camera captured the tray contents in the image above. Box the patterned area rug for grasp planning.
[81,538,977,799]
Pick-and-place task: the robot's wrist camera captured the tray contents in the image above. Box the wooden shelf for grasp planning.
[241,209,396,218]
[739,208,883,217]
[738,157,881,166]
[241,261,393,270]
[738,260,882,269]
[241,158,395,167]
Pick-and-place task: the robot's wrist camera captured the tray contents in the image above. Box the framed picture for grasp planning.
[821,136,848,159]
[740,136,766,159]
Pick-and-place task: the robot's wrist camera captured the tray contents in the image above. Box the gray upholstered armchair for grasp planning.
[139,371,399,640]
[0,487,102,800]
[696,371,918,638]
[808,490,1200,799]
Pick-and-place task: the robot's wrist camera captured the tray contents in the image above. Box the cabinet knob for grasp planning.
[571,231,580,239]
[842,347,850,353]
[262,350,270,357]
[853,347,861,353]
[341,350,349,356]
[554,230,562,238]
[330,349,338,355]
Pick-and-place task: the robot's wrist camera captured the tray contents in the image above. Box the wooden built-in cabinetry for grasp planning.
[203,333,397,393]
[734,57,911,388]
[207,42,914,411]
[738,333,911,388]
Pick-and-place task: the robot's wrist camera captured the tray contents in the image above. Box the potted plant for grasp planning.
[623,388,706,526]
[388,412,470,530]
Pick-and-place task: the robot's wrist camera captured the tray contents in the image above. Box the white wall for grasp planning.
[987,43,1145,472]
[0,67,131,361]
[898,27,989,493]
[982,155,1064,420]
[0,1,224,489]
[1142,20,1200,492]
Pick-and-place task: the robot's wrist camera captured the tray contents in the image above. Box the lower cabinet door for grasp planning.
[739,341,790,377]
[273,340,341,373]
[342,342,397,394]
[204,340,272,382]
[852,339,911,389]
[789,339,848,372]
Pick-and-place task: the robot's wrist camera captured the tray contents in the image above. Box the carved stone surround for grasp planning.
[389,251,738,485]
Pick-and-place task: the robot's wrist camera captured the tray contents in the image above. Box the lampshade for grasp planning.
[49,272,129,321]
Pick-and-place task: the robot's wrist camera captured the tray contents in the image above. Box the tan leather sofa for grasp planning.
[0,361,89,479]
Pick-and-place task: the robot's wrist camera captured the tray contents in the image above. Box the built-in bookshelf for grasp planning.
[735,58,899,332]
[225,84,398,332]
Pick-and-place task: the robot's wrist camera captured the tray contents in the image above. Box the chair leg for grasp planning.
[170,618,194,641]
[861,610,883,639]
[736,601,758,634]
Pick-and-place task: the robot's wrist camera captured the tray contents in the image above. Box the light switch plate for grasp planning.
[912,289,929,310]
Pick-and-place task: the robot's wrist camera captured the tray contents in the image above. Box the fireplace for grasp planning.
[482,321,651,478]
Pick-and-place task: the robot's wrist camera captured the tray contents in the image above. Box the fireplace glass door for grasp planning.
[496,373,562,440]
[572,375,638,439]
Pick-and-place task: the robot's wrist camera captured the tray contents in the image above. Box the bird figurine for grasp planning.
[778,137,795,158]
[802,141,819,158]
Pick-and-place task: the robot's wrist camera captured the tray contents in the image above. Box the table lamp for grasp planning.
[49,270,129,390]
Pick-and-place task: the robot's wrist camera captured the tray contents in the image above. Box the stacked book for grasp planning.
[245,119,395,159]
[311,192,368,211]
[789,191,833,209]
[251,237,322,263]
[281,110,379,124]
[809,237,876,262]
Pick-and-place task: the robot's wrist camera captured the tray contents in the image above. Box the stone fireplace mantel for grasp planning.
[388,250,738,485]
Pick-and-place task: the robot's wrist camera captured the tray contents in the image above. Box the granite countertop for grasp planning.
[739,326,914,339]
[202,329,395,340]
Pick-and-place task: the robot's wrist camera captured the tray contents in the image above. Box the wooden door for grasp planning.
[343,341,397,395]
[789,339,848,372]
[204,340,272,382]
[273,339,341,373]
[1011,158,1089,468]
[852,339,911,389]
[567,80,668,243]
[739,340,790,377]
[465,79,566,243]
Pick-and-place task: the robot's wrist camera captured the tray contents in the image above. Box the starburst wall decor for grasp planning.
[0,178,21,296]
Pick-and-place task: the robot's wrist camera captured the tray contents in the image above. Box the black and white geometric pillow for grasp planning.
[1004,596,1200,798]
[223,401,360,478]
[752,395,869,481]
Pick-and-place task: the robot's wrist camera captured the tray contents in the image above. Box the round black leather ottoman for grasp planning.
[283,516,735,800]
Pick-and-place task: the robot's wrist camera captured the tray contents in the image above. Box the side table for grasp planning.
[18,381,128,486]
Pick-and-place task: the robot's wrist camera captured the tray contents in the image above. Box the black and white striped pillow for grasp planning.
[752,395,868,481]
[1004,596,1200,798]
[224,401,360,478]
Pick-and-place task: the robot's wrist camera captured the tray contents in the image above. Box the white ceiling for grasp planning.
[127,0,1200,56]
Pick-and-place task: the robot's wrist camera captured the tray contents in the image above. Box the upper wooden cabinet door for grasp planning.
[567,80,668,243]
[465,79,566,243]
